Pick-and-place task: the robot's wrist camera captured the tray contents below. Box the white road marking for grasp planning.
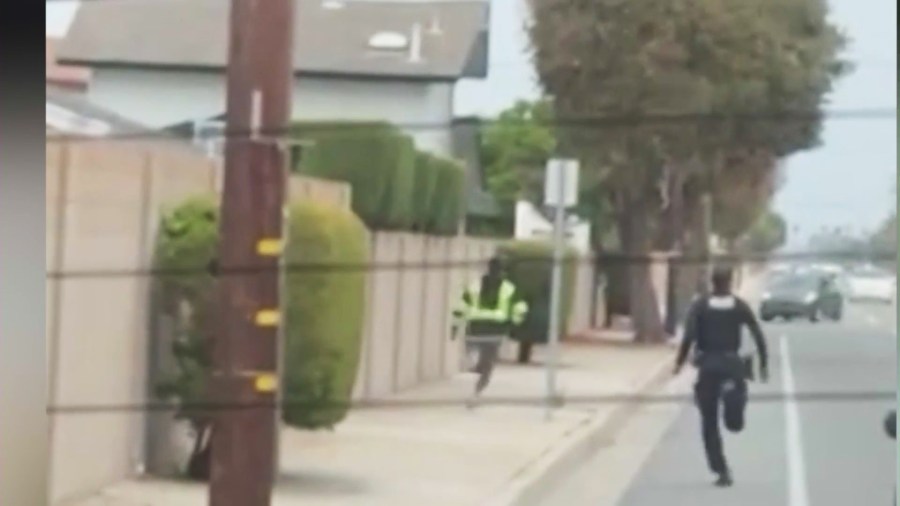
[781,335,809,506]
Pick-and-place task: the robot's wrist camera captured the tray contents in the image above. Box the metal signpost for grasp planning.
[544,159,579,421]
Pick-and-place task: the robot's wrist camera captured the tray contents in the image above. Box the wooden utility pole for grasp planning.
[209,0,294,504]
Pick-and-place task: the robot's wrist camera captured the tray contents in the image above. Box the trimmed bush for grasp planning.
[411,151,440,232]
[427,157,466,236]
[498,240,578,345]
[290,120,398,146]
[153,195,219,479]
[297,122,416,231]
[154,196,368,454]
[282,200,368,428]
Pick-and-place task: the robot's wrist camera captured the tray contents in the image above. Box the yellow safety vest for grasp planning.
[456,280,528,325]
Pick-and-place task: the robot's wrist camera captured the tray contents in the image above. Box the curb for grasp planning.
[483,351,675,506]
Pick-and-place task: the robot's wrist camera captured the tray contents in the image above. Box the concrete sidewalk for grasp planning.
[67,342,674,506]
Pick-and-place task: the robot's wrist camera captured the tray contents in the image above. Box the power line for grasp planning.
[44,250,898,281]
[45,107,898,143]
[47,390,897,415]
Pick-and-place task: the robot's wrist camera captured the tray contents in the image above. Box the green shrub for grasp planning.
[282,200,368,428]
[427,157,466,236]
[379,134,416,230]
[498,240,578,344]
[154,196,368,441]
[297,123,415,231]
[411,151,440,232]
[290,120,398,152]
[153,195,219,478]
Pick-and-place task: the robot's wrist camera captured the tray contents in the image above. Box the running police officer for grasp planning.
[674,266,769,487]
[453,256,528,408]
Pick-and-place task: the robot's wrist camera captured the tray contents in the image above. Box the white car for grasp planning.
[846,269,896,303]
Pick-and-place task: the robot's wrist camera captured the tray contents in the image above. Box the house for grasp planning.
[513,199,592,253]
[47,37,91,93]
[58,0,501,221]
[57,0,490,160]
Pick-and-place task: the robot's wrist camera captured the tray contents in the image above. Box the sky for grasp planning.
[48,0,897,248]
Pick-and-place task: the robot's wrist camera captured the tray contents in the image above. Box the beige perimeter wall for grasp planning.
[46,140,351,504]
[46,139,603,504]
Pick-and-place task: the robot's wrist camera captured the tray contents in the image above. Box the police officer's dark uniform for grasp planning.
[674,267,769,487]
[885,409,896,505]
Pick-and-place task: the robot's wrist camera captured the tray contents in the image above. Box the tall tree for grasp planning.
[740,209,788,255]
[869,213,897,270]
[480,99,557,216]
[529,0,848,342]
[713,155,784,250]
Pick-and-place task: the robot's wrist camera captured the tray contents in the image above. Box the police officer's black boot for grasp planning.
[714,469,733,487]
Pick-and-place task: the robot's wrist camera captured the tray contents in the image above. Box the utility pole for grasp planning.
[209,0,294,504]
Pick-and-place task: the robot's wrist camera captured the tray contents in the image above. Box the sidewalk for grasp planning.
[66,342,674,506]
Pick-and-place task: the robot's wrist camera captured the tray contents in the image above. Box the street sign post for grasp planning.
[544,159,579,421]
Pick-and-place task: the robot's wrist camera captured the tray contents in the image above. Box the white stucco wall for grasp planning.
[86,68,455,155]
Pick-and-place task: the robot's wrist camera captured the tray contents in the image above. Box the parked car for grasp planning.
[846,267,895,303]
[760,272,843,322]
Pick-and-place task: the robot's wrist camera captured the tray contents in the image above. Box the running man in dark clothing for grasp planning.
[674,266,770,487]
[453,256,528,408]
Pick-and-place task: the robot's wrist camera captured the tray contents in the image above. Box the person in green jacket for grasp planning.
[453,256,528,407]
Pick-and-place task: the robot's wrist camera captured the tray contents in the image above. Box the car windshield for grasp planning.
[769,275,820,292]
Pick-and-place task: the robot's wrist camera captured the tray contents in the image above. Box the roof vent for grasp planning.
[368,31,409,51]
[428,14,443,35]
[409,23,423,63]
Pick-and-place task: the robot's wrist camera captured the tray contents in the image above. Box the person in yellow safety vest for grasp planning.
[453,256,528,408]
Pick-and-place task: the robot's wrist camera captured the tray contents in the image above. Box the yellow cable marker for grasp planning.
[254,309,281,327]
[254,373,278,393]
[256,238,283,256]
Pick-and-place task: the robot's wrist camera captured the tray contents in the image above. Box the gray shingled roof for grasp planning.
[58,0,490,80]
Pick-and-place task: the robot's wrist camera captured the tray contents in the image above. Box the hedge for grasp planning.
[154,195,220,441]
[154,196,368,438]
[295,122,415,230]
[292,121,465,235]
[282,200,368,428]
[427,156,466,236]
[411,151,440,232]
[498,240,578,344]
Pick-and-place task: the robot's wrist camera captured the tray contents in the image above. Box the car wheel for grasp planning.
[761,313,774,322]
[808,305,820,323]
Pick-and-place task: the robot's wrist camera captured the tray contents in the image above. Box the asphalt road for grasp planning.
[538,300,897,506]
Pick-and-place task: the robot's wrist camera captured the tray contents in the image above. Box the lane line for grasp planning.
[781,334,810,506]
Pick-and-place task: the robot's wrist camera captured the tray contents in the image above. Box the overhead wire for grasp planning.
[45,107,899,144]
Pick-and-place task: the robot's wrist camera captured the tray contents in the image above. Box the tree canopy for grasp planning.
[480,99,557,214]
[528,0,848,341]
[740,209,788,254]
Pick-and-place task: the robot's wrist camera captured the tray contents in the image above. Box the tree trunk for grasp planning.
[669,195,706,329]
[662,169,686,336]
[620,196,665,343]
